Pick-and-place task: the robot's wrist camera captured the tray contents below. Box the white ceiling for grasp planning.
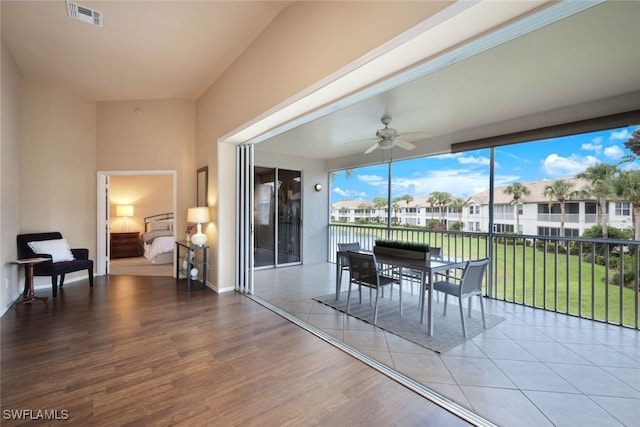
[255,1,640,163]
[3,1,639,163]
[1,1,290,100]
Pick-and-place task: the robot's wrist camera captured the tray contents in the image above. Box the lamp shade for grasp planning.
[116,205,134,217]
[187,207,210,246]
[187,207,210,224]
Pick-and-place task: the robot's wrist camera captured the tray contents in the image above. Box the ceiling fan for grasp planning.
[354,115,430,154]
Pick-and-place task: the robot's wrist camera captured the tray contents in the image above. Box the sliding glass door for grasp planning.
[254,167,301,268]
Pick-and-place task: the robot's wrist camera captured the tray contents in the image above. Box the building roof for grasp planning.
[470,177,594,205]
[332,177,598,209]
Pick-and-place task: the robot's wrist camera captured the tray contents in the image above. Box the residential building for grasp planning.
[332,176,634,236]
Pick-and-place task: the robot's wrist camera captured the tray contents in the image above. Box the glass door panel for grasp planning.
[277,169,301,265]
[254,167,275,268]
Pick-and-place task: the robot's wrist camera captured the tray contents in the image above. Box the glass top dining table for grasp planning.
[336,250,468,336]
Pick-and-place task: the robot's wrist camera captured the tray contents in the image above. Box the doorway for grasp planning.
[254,166,302,268]
[96,170,177,277]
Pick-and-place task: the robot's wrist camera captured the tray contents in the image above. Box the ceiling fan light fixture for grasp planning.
[376,127,397,139]
[354,114,427,154]
[378,139,394,149]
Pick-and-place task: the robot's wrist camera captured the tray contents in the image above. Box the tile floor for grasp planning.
[253,262,640,427]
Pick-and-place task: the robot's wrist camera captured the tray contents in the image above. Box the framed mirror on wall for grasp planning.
[197,166,208,207]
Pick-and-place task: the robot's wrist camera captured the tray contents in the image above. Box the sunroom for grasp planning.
[223,2,640,425]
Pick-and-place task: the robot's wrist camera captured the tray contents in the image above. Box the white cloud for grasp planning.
[333,187,365,198]
[581,142,602,154]
[357,174,385,186]
[603,145,624,159]
[540,153,598,177]
[457,155,490,166]
[357,174,389,196]
[389,169,517,198]
[609,129,631,141]
[435,153,462,160]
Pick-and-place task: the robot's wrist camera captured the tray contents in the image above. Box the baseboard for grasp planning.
[1,289,23,317]
[206,281,234,293]
[0,277,88,317]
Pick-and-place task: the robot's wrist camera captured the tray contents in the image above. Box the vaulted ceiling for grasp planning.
[3,1,639,164]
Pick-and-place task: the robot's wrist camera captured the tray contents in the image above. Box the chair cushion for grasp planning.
[433,280,461,296]
[27,239,75,262]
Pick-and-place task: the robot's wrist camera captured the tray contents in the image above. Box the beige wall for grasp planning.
[198,1,444,288]
[18,77,97,289]
[97,99,196,252]
[1,39,23,311]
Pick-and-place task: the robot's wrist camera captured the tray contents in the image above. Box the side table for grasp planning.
[11,257,51,305]
[175,241,208,291]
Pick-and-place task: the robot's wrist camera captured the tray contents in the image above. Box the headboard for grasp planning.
[144,212,174,233]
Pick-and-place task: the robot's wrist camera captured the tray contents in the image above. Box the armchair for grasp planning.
[17,232,94,298]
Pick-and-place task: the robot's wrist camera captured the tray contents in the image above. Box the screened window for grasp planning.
[615,202,630,216]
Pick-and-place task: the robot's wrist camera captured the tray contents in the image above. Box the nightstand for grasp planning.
[110,232,140,258]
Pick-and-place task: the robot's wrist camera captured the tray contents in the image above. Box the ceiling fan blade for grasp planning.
[364,142,379,154]
[394,139,416,151]
[344,137,378,145]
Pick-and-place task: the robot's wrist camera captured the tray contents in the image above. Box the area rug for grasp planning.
[313,291,504,353]
[109,256,173,277]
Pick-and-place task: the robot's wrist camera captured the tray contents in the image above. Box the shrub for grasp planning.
[610,254,639,289]
[449,221,464,231]
[426,219,445,230]
[375,239,430,252]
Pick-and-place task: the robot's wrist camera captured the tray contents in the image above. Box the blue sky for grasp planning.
[331,125,640,203]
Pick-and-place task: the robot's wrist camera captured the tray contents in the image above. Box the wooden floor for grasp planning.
[1,275,471,426]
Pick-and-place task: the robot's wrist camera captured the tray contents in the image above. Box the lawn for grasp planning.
[334,224,639,327]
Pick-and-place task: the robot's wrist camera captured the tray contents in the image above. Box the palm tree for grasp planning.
[543,179,578,237]
[372,196,387,223]
[504,182,531,234]
[576,163,618,238]
[391,202,400,224]
[330,169,354,183]
[612,169,640,240]
[450,198,469,227]
[427,191,452,225]
[393,194,414,223]
[395,194,414,207]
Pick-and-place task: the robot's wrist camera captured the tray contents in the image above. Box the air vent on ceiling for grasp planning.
[66,1,103,27]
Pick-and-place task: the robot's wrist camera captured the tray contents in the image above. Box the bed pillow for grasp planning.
[148,220,173,231]
[27,239,75,262]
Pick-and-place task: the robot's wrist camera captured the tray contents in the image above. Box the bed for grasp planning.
[141,213,175,264]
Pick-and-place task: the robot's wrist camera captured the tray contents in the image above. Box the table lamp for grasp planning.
[187,207,210,246]
[116,205,134,232]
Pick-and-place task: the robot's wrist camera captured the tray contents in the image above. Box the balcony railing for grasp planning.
[329,223,640,329]
[537,213,579,223]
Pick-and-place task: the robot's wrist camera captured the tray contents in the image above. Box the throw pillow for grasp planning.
[28,239,75,263]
